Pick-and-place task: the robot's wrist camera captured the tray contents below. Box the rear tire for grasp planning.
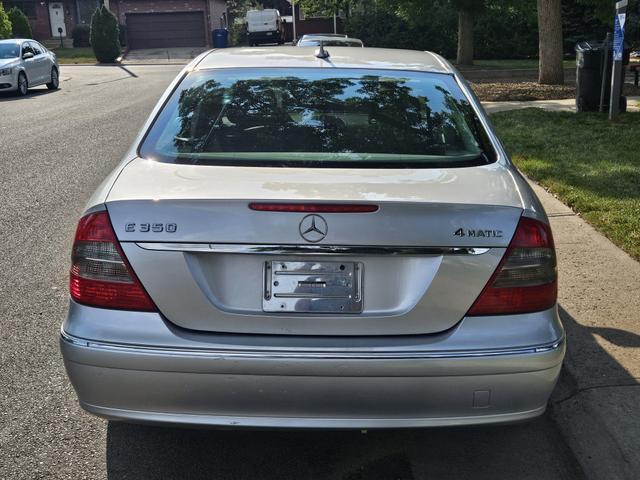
[47,67,59,90]
[16,72,28,96]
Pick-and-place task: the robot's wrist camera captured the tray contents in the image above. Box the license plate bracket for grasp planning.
[263,261,363,313]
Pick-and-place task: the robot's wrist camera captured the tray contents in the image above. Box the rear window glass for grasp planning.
[140,68,496,168]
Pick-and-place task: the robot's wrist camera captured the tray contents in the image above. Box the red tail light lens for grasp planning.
[467,216,557,316]
[70,211,157,311]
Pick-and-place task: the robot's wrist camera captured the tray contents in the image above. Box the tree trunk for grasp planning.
[456,8,474,66]
[537,0,564,85]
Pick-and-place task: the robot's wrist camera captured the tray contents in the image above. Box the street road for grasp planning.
[0,65,584,480]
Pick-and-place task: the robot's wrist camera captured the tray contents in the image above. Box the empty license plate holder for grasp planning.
[263,261,363,313]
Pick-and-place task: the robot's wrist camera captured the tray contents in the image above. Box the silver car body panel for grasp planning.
[62,301,564,428]
[62,47,563,427]
[118,243,506,335]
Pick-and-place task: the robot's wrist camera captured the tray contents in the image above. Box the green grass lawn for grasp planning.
[492,109,640,260]
[51,47,97,64]
[456,59,575,70]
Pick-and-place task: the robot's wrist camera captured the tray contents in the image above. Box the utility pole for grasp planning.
[609,0,628,120]
[292,0,297,42]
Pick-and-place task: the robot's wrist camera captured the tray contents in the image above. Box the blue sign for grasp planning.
[613,12,626,61]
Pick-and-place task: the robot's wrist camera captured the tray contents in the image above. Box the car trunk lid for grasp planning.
[106,158,523,335]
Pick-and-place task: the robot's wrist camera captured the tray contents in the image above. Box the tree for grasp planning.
[451,0,484,66]
[0,3,12,40]
[297,0,358,19]
[537,0,564,84]
[90,5,121,63]
[226,0,254,45]
[8,7,32,38]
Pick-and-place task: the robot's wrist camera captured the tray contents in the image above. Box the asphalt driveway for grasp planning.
[0,65,586,480]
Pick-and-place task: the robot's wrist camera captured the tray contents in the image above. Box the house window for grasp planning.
[76,0,99,24]
[4,1,37,18]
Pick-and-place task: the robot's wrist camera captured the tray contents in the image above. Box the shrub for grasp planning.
[72,24,90,47]
[90,5,121,63]
[0,4,12,40]
[8,7,30,38]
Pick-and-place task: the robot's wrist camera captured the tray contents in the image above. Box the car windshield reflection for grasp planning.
[0,44,20,59]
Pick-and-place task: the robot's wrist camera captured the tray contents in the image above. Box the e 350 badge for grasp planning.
[125,223,178,233]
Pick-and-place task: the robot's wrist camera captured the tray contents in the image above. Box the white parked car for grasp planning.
[61,47,563,429]
[297,36,364,47]
[0,39,59,96]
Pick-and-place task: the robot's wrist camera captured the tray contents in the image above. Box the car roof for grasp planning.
[0,38,40,44]
[195,47,453,74]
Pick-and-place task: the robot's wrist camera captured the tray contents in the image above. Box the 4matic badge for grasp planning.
[454,228,503,238]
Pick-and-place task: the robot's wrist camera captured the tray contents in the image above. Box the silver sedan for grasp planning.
[61,47,564,429]
[0,39,59,96]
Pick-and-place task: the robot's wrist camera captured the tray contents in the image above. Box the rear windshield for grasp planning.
[140,68,496,168]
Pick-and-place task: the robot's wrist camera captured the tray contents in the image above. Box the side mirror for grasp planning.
[22,52,34,60]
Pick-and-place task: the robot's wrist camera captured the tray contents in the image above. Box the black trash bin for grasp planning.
[575,41,606,112]
[576,40,628,112]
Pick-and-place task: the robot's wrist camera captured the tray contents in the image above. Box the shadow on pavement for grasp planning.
[555,306,640,392]
[0,87,58,102]
[106,413,582,479]
[547,307,640,479]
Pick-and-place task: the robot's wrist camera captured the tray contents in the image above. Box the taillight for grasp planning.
[70,210,157,311]
[467,216,557,316]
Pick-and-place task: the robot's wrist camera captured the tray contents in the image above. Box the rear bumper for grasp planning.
[248,31,281,44]
[60,303,565,429]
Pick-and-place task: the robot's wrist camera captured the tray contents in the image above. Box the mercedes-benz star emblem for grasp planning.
[299,214,328,243]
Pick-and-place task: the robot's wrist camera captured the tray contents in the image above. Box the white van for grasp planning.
[246,9,285,46]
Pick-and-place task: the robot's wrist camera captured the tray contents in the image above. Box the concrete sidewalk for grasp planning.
[484,96,640,113]
[122,47,207,65]
[527,181,640,479]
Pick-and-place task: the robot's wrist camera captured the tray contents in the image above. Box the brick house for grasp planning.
[3,0,342,49]
[4,0,227,48]
[3,0,99,42]
[108,0,227,48]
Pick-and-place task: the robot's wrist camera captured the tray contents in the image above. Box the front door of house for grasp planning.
[48,2,66,37]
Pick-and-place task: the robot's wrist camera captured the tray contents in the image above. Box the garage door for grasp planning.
[126,12,206,49]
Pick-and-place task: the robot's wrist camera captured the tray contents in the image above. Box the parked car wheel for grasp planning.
[16,72,28,96]
[47,67,59,90]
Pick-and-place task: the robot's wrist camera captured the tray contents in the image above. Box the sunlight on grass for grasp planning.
[492,108,640,260]
[52,48,97,64]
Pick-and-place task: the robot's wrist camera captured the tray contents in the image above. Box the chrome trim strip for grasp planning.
[134,243,491,256]
[80,401,548,428]
[61,330,563,360]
